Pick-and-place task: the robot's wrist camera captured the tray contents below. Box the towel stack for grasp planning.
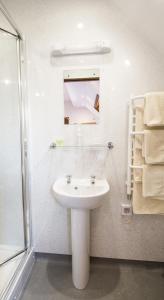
[133,92,164,214]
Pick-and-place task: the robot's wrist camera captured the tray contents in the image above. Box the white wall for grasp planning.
[5,0,164,261]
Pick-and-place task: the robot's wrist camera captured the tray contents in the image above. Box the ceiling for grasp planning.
[2,0,164,56]
[111,0,164,56]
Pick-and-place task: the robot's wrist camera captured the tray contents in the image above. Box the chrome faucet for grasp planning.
[90,175,96,184]
[66,175,72,184]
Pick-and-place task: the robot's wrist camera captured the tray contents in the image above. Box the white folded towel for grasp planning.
[133,149,145,165]
[133,149,145,182]
[134,104,144,150]
[133,168,142,182]
[143,130,164,164]
[144,92,164,126]
[142,165,164,199]
[133,182,164,214]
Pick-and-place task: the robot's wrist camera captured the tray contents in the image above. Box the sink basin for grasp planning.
[52,177,110,290]
[52,178,109,209]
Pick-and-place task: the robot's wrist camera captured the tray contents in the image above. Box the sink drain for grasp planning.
[74,186,78,190]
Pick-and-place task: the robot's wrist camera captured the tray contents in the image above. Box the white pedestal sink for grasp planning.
[52,177,109,289]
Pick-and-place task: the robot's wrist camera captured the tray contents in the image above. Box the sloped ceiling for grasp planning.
[0,5,17,35]
[111,0,164,55]
[2,0,164,56]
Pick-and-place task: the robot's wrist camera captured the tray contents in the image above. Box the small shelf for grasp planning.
[52,41,111,57]
[49,142,114,150]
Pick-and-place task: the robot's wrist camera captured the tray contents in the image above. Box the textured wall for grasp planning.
[5,0,164,261]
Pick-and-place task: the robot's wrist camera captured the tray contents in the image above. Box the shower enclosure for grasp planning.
[0,2,30,298]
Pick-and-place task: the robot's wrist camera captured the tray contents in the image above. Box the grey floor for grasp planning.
[21,254,164,300]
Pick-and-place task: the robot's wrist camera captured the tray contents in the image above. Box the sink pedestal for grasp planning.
[71,209,90,289]
[53,178,110,289]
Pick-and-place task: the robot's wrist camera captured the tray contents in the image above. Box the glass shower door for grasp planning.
[0,30,26,265]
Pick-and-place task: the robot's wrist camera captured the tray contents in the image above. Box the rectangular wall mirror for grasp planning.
[63,68,100,125]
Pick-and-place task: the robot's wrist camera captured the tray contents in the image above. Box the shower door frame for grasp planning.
[0,1,31,265]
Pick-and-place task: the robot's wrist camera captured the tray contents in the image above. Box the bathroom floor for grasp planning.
[21,254,164,300]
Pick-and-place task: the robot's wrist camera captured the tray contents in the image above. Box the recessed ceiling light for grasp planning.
[3,79,11,85]
[77,22,84,29]
[124,59,131,67]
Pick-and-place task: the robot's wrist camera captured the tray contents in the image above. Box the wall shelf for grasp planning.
[52,41,111,57]
[49,142,114,150]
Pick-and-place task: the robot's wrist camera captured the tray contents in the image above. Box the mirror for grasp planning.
[63,69,100,125]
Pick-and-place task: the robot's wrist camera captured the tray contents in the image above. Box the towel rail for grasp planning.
[130,165,143,169]
[127,101,134,195]
[126,95,145,195]
[131,95,145,101]
[131,131,144,136]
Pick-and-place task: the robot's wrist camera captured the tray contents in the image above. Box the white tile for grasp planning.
[4,0,164,261]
